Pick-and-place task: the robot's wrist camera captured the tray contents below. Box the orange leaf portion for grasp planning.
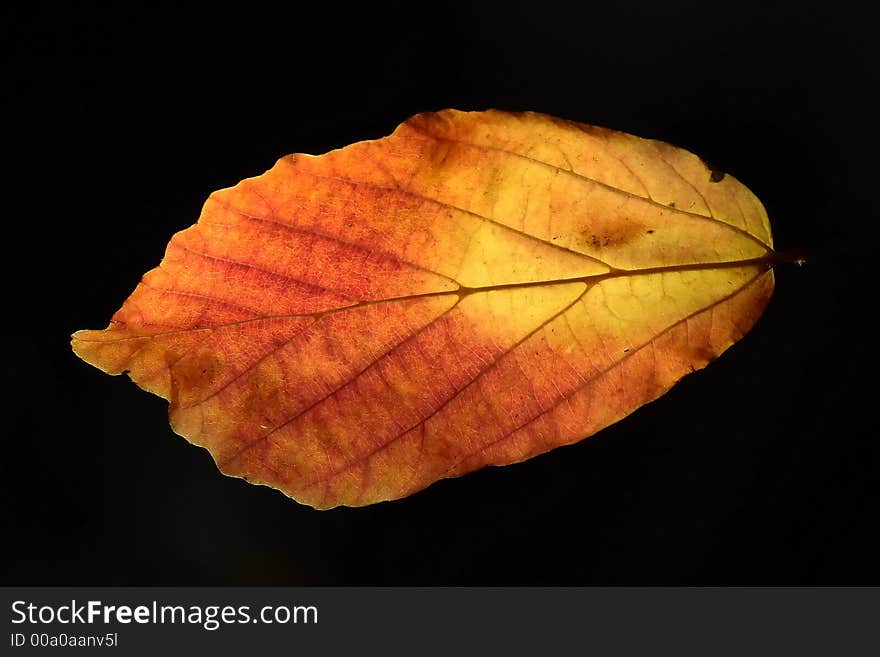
[72,110,775,508]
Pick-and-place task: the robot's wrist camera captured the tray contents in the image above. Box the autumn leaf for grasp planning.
[72,109,776,509]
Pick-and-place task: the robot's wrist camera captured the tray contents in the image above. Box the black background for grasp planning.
[3,2,877,584]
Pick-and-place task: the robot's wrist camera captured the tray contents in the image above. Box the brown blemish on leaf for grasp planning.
[578,215,647,250]
[169,350,224,408]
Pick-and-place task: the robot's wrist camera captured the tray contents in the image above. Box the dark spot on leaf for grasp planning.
[668,201,676,208]
[646,229,655,234]
[170,350,224,407]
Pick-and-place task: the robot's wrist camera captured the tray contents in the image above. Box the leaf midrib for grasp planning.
[198,256,775,462]
[73,252,778,345]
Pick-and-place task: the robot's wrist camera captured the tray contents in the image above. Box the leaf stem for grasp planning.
[766,248,808,267]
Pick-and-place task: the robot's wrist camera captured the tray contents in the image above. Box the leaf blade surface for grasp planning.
[72,109,775,508]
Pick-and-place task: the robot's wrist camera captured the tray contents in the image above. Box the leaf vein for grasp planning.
[217,299,462,469]
[295,284,590,491]
[286,164,613,271]
[173,242,359,303]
